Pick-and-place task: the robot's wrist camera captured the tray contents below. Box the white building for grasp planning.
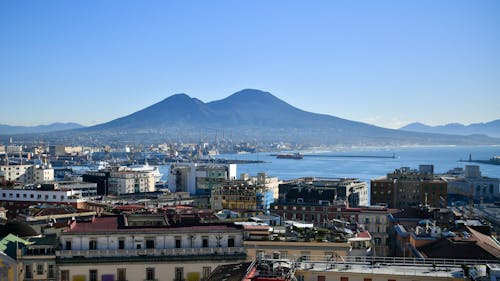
[57,214,246,281]
[107,171,155,195]
[0,163,54,184]
[168,163,237,195]
[445,165,500,202]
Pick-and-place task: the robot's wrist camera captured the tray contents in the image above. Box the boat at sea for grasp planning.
[127,163,164,183]
[275,153,304,160]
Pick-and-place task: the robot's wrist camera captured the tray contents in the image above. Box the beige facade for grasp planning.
[357,211,390,256]
[58,259,232,281]
[244,240,351,261]
[108,171,155,195]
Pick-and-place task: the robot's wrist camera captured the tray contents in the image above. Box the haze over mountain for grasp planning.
[73,89,497,146]
[2,89,499,146]
[400,120,500,138]
[0,122,84,135]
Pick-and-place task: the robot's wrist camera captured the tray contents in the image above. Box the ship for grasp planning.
[276,153,304,160]
[127,163,164,183]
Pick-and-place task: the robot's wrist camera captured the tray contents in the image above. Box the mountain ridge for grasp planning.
[0,122,85,135]
[2,89,499,146]
[400,120,500,138]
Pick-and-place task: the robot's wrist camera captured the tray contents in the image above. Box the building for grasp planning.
[49,145,66,157]
[82,170,110,195]
[0,163,54,185]
[107,170,155,195]
[56,214,246,281]
[0,185,90,218]
[276,177,368,208]
[244,240,352,261]
[371,165,447,209]
[168,163,237,195]
[211,173,279,211]
[445,165,500,202]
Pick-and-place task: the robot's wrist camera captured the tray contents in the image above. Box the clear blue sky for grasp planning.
[1,1,499,128]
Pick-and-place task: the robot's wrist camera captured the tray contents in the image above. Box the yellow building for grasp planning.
[244,240,351,261]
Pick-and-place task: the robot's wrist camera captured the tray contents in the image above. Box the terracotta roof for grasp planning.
[357,231,371,239]
[65,216,240,234]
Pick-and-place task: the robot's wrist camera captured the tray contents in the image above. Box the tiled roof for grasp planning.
[418,226,500,259]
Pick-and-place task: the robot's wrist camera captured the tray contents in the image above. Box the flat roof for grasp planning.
[64,216,241,234]
[297,261,464,278]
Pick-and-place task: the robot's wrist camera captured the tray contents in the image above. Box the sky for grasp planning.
[1,1,499,129]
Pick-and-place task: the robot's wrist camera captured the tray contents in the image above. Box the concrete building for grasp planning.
[0,185,90,218]
[0,163,54,185]
[277,177,369,208]
[371,165,447,209]
[445,165,500,202]
[107,170,155,195]
[57,214,246,281]
[168,163,237,195]
[210,173,279,211]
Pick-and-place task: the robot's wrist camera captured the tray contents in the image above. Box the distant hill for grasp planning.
[400,120,500,138]
[3,89,499,146]
[0,122,85,135]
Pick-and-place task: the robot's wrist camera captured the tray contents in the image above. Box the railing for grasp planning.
[56,247,246,258]
[302,255,500,266]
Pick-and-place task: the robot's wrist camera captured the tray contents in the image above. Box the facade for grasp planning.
[18,235,57,281]
[0,163,54,185]
[371,165,447,209]
[168,163,237,195]
[57,214,246,281]
[445,165,500,202]
[210,173,279,211]
[107,170,155,195]
[243,240,352,261]
[0,186,88,218]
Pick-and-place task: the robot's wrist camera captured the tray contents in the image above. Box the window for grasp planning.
[89,240,97,250]
[118,239,125,249]
[228,237,235,247]
[48,264,55,278]
[60,270,69,281]
[25,264,33,279]
[340,277,348,281]
[146,267,155,281]
[175,267,184,281]
[89,270,98,281]
[175,237,182,248]
[36,263,44,275]
[318,276,326,281]
[202,267,211,279]
[117,268,126,281]
[202,237,209,248]
[65,241,72,250]
[146,239,155,249]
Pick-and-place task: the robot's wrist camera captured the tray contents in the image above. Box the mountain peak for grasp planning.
[162,93,192,102]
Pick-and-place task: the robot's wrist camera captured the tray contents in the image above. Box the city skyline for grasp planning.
[1,1,499,129]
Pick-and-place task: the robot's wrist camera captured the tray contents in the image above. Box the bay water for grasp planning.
[162,146,500,183]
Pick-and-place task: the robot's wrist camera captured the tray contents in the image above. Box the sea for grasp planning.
[159,146,500,184]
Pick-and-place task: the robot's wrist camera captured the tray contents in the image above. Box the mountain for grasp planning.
[400,120,500,138]
[4,89,499,146]
[0,122,85,135]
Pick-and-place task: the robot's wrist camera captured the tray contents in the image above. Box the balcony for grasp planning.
[56,247,246,258]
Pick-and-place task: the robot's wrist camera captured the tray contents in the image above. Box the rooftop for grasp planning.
[64,215,241,234]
